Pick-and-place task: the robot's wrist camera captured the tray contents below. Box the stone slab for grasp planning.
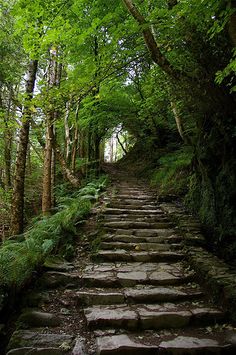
[84,305,138,330]
[18,310,61,328]
[7,331,74,350]
[159,336,230,354]
[97,334,157,355]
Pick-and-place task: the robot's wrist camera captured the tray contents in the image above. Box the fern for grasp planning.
[0,175,108,289]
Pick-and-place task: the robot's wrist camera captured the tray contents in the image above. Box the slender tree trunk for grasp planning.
[42,55,59,215]
[64,101,71,161]
[42,115,54,215]
[10,59,38,235]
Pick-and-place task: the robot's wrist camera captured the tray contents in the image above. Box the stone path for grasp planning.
[5,174,236,354]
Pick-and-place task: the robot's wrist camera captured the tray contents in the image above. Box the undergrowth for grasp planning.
[150,147,193,196]
[0,175,108,290]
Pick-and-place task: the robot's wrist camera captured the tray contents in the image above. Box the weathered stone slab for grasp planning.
[72,337,87,355]
[76,290,124,305]
[7,330,74,350]
[95,250,184,263]
[97,334,157,355]
[117,271,147,286]
[190,308,225,325]
[100,242,180,252]
[82,271,118,288]
[104,208,163,215]
[138,307,191,330]
[7,348,66,354]
[148,270,194,286]
[84,305,138,330]
[43,257,74,272]
[37,271,80,289]
[18,310,61,328]
[159,336,230,354]
[104,221,172,229]
[124,286,202,303]
[134,229,176,237]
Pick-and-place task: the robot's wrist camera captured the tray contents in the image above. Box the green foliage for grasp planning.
[0,175,107,289]
[150,148,193,196]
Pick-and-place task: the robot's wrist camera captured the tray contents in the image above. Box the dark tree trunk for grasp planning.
[10,59,38,235]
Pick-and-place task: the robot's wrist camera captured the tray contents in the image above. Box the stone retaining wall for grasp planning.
[160,202,236,324]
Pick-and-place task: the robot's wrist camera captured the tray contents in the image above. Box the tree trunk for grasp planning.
[42,54,61,215]
[64,101,71,161]
[10,59,38,235]
[42,116,54,215]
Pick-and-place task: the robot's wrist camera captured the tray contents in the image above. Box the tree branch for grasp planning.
[122,0,181,79]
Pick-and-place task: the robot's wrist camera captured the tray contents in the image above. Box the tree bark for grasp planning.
[42,115,54,215]
[10,59,38,235]
[42,55,59,216]
[64,100,71,161]
[71,102,80,173]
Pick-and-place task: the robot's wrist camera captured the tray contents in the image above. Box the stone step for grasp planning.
[102,234,183,244]
[99,241,182,252]
[107,204,158,210]
[103,208,163,215]
[111,228,176,237]
[6,330,75,355]
[96,333,234,355]
[103,221,173,229]
[94,250,184,263]
[81,262,195,287]
[37,271,80,289]
[76,286,203,306]
[84,303,225,330]
[112,194,155,200]
[101,215,169,223]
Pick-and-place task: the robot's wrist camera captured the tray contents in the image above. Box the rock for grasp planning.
[104,221,171,229]
[7,348,66,355]
[159,336,230,354]
[190,308,225,325]
[7,330,74,350]
[117,271,147,287]
[72,337,87,355]
[84,305,138,330]
[44,257,74,272]
[138,308,191,329]
[82,271,118,288]
[22,292,50,307]
[97,334,157,355]
[18,310,61,328]
[37,271,80,289]
[76,290,124,305]
[124,286,202,303]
